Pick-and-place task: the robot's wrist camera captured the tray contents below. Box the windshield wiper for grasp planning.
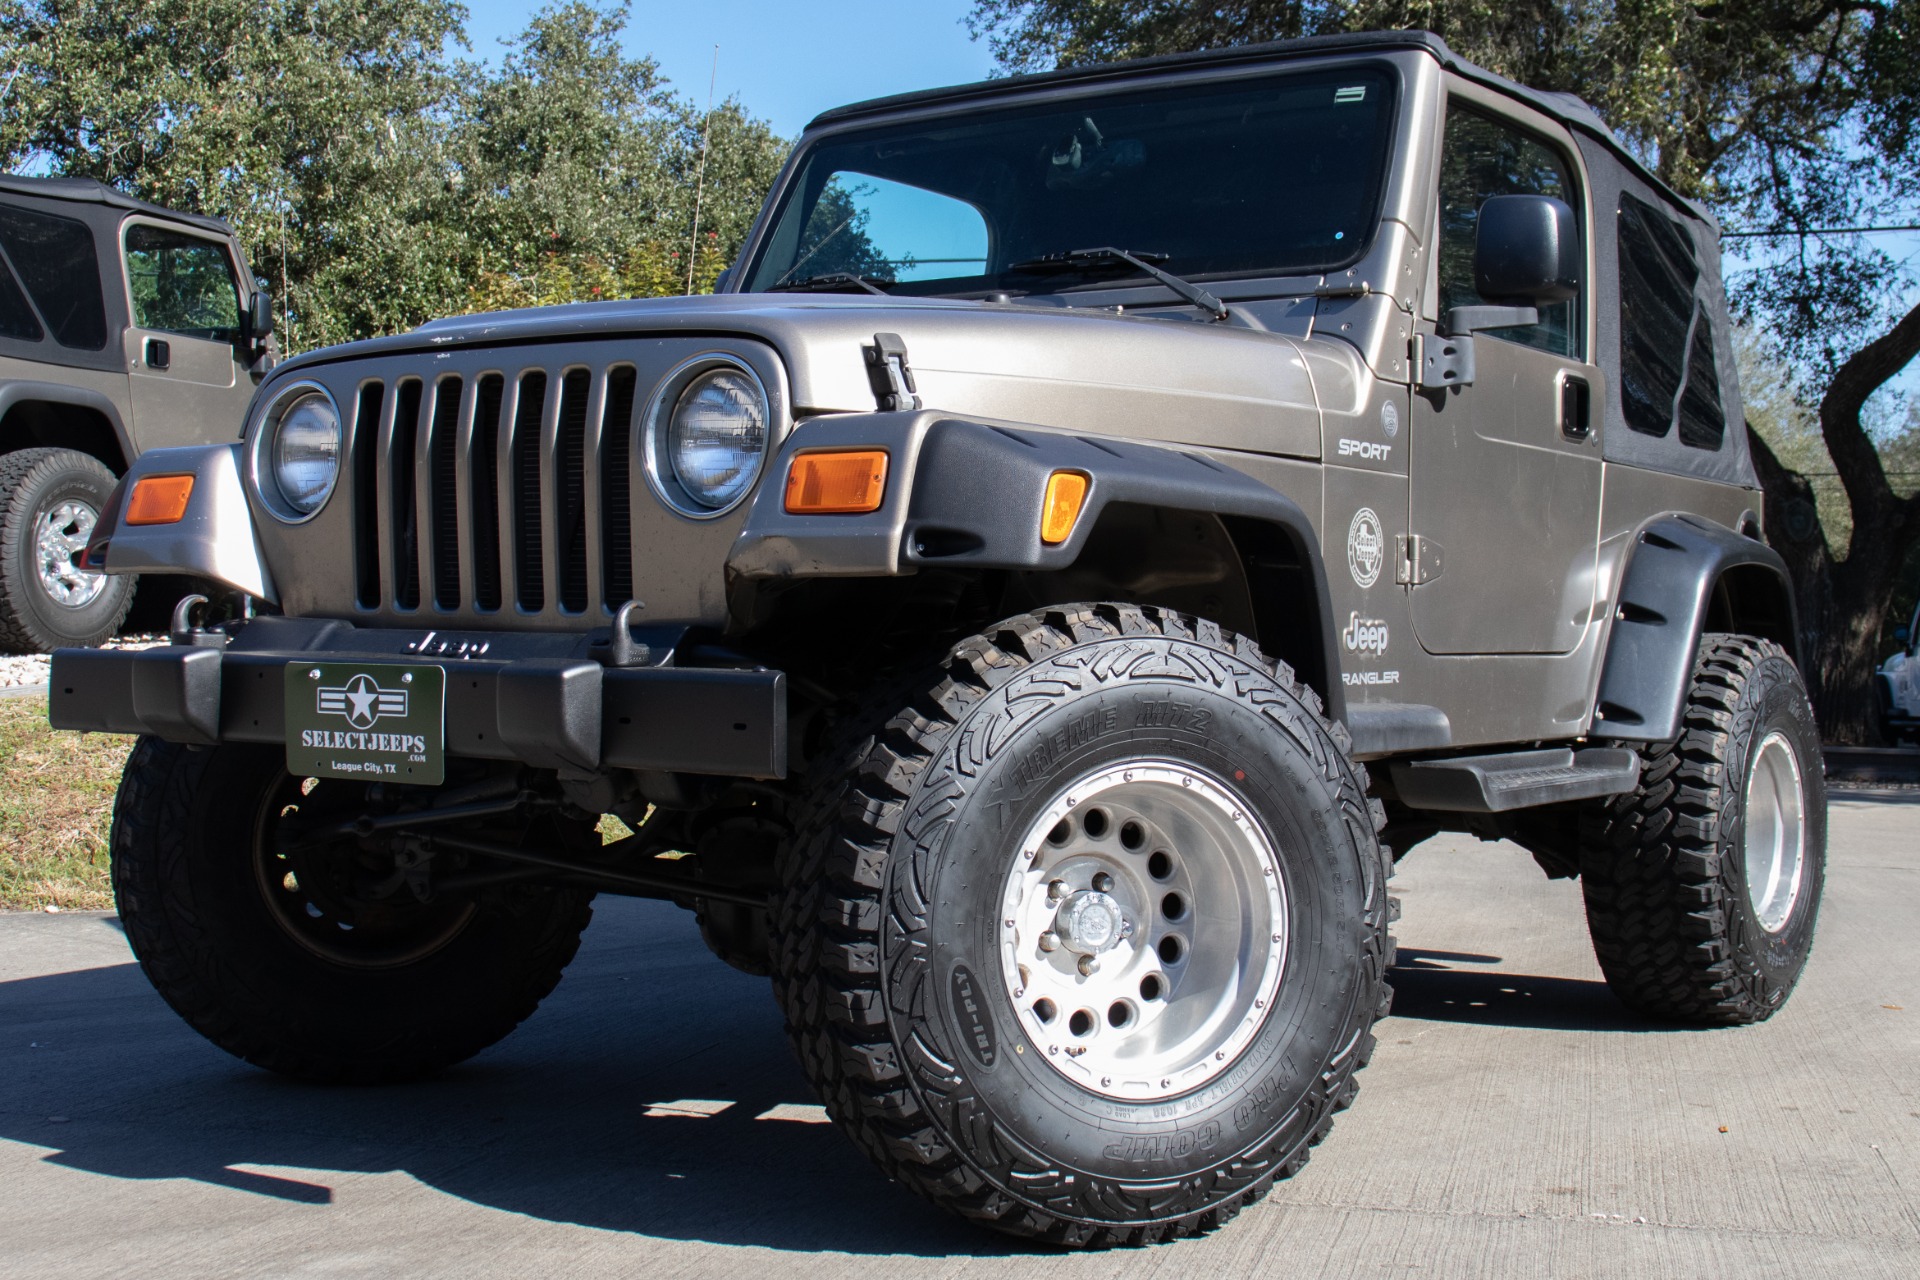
[1006,247,1229,322]
[765,272,893,297]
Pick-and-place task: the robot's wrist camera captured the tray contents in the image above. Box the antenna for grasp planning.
[279,199,292,352]
[686,45,719,295]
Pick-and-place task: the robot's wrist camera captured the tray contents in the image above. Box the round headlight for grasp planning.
[262,387,340,518]
[666,368,768,511]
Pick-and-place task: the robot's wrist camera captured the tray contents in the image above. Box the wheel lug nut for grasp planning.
[1092,872,1113,892]
[1078,955,1099,976]
[1039,931,1060,952]
[1048,879,1067,901]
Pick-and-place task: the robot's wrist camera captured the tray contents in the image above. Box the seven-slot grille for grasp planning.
[348,363,641,616]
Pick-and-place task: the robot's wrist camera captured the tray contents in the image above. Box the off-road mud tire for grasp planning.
[1580,634,1825,1024]
[0,447,133,653]
[111,737,596,1082]
[771,604,1393,1246]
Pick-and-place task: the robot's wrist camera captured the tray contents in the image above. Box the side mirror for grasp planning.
[1474,194,1579,306]
[1898,625,1912,649]
[712,267,734,294]
[246,285,273,342]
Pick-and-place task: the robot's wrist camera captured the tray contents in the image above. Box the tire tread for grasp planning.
[771,603,1392,1246]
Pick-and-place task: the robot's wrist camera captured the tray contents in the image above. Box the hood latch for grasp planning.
[864,332,921,412]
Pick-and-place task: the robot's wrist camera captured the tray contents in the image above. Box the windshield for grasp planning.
[744,65,1398,298]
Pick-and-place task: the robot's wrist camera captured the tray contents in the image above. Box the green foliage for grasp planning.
[0,0,789,349]
[466,235,729,311]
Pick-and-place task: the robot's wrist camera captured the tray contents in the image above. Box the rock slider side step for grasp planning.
[1389,747,1641,813]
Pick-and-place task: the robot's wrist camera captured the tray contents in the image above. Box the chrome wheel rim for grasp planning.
[998,762,1287,1102]
[35,500,105,608]
[1743,730,1807,933]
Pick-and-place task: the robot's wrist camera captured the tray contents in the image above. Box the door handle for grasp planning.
[1560,374,1590,440]
[145,337,171,371]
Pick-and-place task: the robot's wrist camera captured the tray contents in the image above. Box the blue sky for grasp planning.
[462,0,994,138]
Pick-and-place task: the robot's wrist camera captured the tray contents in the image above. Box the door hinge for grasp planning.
[1413,332,1473,390]
[1397,533,1445,585]
[864,331,921,412]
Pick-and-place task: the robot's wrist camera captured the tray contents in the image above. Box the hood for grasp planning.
[278,293,1363,461]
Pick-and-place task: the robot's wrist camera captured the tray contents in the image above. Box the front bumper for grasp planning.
[49,617,787,779]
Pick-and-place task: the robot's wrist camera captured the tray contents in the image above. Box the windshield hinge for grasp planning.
[1397,534,1445,586]
[864,332,921,412]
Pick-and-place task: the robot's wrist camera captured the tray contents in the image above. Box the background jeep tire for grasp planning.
[1580,634,1825,1024]
[0,447,134,653]
[772,604,1392,1246]
[112,738,596,1083]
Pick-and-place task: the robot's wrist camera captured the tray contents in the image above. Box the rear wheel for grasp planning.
[111,738,595,1082]
[0,447,134,653]
[772,604,1392,1246]
[1580,634,1826,1024]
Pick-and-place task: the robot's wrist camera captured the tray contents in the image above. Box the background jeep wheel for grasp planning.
[772,604,1393,1246]
[0,447,134,653]
[1580,634,1826,1024]
[112,738,595,1083]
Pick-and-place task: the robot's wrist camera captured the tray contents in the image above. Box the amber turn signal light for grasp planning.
[1040,471,1090,545]
[124,474,195,526]
[785,450,889,514]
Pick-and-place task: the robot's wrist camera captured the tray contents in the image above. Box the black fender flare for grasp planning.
[1593,514,1799,743]
[0,380,135,471]
[729,411,1344,722]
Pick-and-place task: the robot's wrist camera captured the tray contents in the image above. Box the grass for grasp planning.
[0,696,129,912]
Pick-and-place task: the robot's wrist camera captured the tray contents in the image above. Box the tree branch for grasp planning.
[1819,295,1920,526]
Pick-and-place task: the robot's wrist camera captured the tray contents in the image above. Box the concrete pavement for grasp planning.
[2,791,1916,1278]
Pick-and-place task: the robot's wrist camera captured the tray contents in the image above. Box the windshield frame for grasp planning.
[737,54,1412,303]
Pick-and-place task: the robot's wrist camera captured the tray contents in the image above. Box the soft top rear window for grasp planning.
[1617,193,1724,450]
[0,203,107,351]
[0,258,43,343]
[746,66,1399,297]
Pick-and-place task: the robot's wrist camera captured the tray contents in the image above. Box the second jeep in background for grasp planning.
[0,175,273,651]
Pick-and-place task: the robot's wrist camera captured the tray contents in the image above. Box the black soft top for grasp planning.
[0,173,236,237]
[810,30,1708,228]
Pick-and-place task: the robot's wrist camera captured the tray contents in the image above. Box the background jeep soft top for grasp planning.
[50,32,1822,1250]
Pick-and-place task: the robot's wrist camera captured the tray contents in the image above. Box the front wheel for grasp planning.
[111,738,595,1082]
[1580,634,1826,1024]
[772,605,1392,1246]
[0,447,134,653]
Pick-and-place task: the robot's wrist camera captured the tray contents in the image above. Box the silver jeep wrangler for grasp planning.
[54,33,1824,1248]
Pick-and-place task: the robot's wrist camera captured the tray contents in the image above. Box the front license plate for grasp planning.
[284,662,446,785]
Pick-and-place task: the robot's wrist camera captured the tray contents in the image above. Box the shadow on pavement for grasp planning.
[0,901,1012,1258]
[1387,957,1684,1033]
[3,898,1705,1249]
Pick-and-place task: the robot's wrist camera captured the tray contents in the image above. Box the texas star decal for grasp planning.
[317,673,409,730]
